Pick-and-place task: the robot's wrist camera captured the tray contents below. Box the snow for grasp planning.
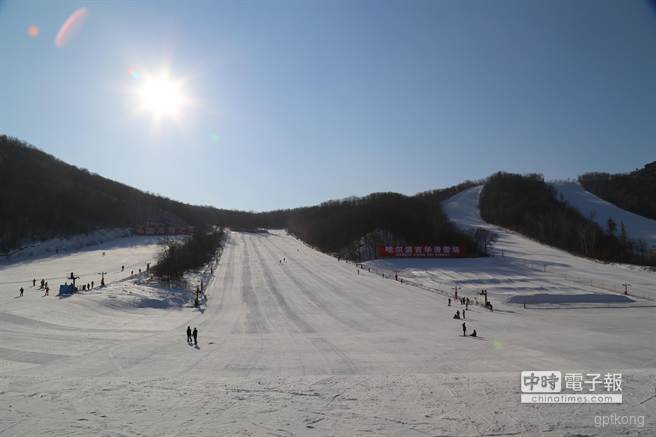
[1,224,655,435]
[551,181,656,250]
[1,228,131,262]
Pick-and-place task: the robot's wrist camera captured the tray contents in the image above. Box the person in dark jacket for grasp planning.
[186,326,192,344]
[462,322,467,336]
[192,327,198,346]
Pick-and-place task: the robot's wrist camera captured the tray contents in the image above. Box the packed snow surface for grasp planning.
[1,222,655,435]
[551,181,656,249]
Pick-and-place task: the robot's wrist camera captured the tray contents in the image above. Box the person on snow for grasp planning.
[32,278,36,287]
[462,309,466,319]
[192,327,198,346]
[186,326,192,344]
[19,287,24,297]
[453,311,460,320]
[448,298,451,306]
[470,329,477,337]
[462,322,467,336]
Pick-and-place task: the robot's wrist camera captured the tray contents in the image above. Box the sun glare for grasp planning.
[134,70,190,123]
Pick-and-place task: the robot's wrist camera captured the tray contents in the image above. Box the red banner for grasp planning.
[377,245,465,258]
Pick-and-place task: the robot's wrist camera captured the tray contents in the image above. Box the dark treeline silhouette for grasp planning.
[1,135,477,260]
[480,172,654,266]
[0,136,285,252]
[414,180,482,204]
[152,227,225,280]
[579,161,656,221]
[287,192,478,259]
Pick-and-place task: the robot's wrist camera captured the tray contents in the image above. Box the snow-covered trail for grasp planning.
[551,181,656,250]
[2,230,656,435]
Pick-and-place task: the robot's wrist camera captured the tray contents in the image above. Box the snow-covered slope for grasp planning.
[551,181,656,249]
[1,229,655,435]
[369,185,656,303]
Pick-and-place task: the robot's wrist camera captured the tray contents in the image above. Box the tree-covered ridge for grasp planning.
[287,191,478,259]
[480,172,654,266]
[1,135,477,260]
[0,135,284,252]
[579,161,656,221]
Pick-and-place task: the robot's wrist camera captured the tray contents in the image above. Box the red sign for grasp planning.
[377,245,465,258]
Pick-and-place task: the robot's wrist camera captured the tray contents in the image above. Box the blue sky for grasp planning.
[1,0,655,211]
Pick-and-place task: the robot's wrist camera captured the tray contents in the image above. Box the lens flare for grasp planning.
[55,7,88,48]
[27,25,39,38]
[128,67,141,80]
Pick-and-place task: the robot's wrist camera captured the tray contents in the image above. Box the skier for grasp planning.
[32,278,36,287]
[395,273,398,281]
[44,286,49,296]
[186,326,192,344]
[91,281,94,288]
[448,298,451,306]
[462,322,467,336]
[465,299,469,310]
[40,279,45,289]
[462,309,466,319]
[19,287,24,297]
[192,327,198,346]
[122,265,124,272]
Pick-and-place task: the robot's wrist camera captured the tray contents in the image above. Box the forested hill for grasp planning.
[579,162,656,221]
[0,136,477,259]
[0,136,285,252]
[480,172,655,266]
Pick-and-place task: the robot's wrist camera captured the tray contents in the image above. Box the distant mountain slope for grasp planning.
[579,162,656,221]
[0,136,285,252]
[551,181,656,251]
[479,172,654,265]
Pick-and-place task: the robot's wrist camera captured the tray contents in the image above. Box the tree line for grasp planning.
[0,135,284,252]
[579,161,656,221]
[480,172,655,266]
[287,191,478,260]
[152,227,226,280]
[1,135,478,260]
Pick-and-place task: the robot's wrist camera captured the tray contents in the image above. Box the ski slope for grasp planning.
[370,185,656,304]
[551,181,656,250]
[1,229,655,435]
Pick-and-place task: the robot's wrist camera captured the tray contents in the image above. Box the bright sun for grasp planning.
[134,70,190,122]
